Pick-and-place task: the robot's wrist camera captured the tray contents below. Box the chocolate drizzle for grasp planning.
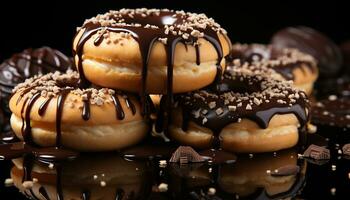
[229,43,317,80]
[56,89,71,147]
[23,92,41,144]
[82,91,91,120]
[72,9,228,130]
[111,94,125,120]
[38,96,53,116]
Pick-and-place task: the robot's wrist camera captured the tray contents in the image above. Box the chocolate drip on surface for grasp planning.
[125,96,136,115]
[111,94,125,120]
[23,92,41,144]
[56,89,71,147]
[39,186,50,200]
[115,189,125,200]
[82,190,91,200]
[38,96,53,116]
[82,92,91,120]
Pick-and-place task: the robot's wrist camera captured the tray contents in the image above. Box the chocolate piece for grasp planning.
[342,144,350,156]
[311,97,350,128]
[169,146,205,163]
[303,144,330,160]
[0,47,73,116]
[270,164,300,176]
[271,26,342,78]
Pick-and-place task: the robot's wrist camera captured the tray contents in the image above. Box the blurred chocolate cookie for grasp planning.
[0,47,73,116]
[271,26,342,78]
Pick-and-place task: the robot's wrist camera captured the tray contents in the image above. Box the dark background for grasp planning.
[0,0,349,61]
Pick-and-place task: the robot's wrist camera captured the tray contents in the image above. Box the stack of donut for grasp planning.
[7,8,312,153]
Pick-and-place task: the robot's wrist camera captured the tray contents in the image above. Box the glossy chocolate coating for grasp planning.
[271,26,342,78]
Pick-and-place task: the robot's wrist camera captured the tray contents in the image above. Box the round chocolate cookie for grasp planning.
[271,26,342,78]
[0,47,73,117]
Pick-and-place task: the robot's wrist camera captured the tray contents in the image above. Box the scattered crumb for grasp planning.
[4,178,13,187]
[22,181,34,189]
[158,183,168,192]
[208,187,216,195]
[100,181,106,187]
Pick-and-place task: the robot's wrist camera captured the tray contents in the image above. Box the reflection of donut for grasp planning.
[11,154,149,200]
[229,44,318,95]
[166,149,306,199]
[170,63,309,153]
[9,70,148,151]
[73,8,231,118]
[219,149,307,199]
[0,47,73,116]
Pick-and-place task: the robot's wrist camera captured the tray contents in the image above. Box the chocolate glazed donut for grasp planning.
[0,47,73,133]
[9,71,147,151]
[228,44,318,95]
[169,64,310,153]
[72,9,231,131]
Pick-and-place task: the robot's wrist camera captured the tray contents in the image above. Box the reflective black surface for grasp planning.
[0,131,349,200]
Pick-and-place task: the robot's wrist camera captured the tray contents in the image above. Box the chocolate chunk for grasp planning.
[169,146,205,163]
[303,144,330,160]
[270,165,300,176]
[342,144,350,156]
[271,26,342,78]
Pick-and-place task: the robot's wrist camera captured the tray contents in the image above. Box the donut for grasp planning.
[0,47,73,129]
[73,8,231,114]
[169,63,310,153]
[271,26,342,78]
[10,154,149,200]
[9,70,148,151]
[229,43,318,95]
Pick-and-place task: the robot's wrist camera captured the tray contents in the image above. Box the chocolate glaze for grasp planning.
[176,67,309,149]
[73,9,228,132]
[271,26,342,78]
[0,47,73,116]
[229,44,317,80]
